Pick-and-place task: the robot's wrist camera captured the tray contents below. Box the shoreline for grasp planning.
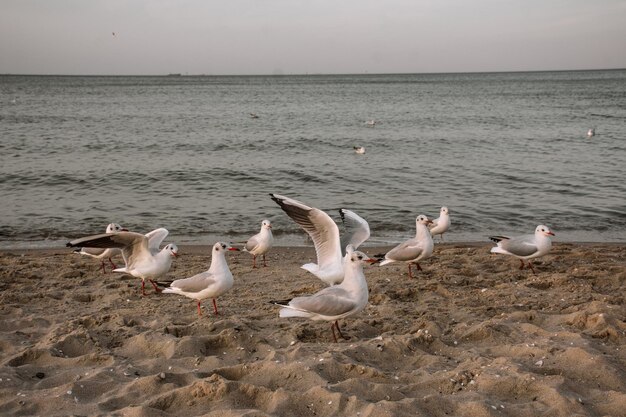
[1,240,624,255]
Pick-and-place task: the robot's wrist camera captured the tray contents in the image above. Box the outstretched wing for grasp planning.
[339,208,370,256]
[270,193,342,271]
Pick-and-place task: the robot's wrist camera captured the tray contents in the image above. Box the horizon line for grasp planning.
[1,66,625,78]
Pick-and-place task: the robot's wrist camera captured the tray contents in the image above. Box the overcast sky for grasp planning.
[1,0,625,75]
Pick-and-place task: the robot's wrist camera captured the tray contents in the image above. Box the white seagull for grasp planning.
[429,206,451,241]
[67,230,179,295]
[587,128,595,137]
[163,242,239,317]
[74,223,127,273]
[243,219,274,268]
[489,225,555,274]
[379,215,434,278]
[270,193,371,285]
[353,146,366,154]
[271,246,377,342]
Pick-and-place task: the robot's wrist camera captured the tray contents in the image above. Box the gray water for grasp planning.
[1,71,625,248]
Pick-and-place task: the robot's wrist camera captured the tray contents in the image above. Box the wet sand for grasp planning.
[1,242,625,416]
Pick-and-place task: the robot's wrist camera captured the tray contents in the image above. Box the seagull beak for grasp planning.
[121,228,129,232]
[172,252,179,257]
[228,247,240,251]
[366,258,380,264]
[546,231,555,236]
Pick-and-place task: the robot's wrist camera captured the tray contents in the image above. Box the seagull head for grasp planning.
[416,215,433,226]
[535,225,555,237]
[346,245,377,265]
[262,219,272,230]
[214,242,240,253]
[440,207,449,215]
[164,243,179,257]
[106,223,128,233]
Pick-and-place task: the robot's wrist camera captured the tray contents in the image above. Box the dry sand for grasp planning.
[0,242,625,417]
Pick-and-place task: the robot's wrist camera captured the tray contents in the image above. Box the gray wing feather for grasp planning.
[270,194,341,270]
[385,240,422,262]
[290,287,357,316]
[501,235,538,257]
[171,271,216,293]
[245,235,260,252]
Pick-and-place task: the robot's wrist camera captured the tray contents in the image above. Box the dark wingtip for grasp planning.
[338,208,346,222]
[269,298,292,306]
[488,236,503,243]
[66,242,74,248]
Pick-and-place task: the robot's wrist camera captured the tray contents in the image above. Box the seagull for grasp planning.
[429,206,450,242]
[378,215,434,278]
[489,225,555,274]
[243,219,274,268]
[249,113,259,119]
[163,242,239,317]
[66,230,179,296]
[270,246,377,342]
[270,193,370,285]
[587,128,595,137]
[74,223,127,273]
[353,146,365,154]
[365,120,377,127]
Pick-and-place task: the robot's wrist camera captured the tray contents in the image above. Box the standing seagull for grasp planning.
[429,206,450,242]
[270,193,370,285]
[163,242,239,317]
[243,219,274,268]
[66,230,179,295]
[379,215,434,278]
[587,128,595,137]
[74,223,127,273]
[271,246,377,342]
[489,225,555,274]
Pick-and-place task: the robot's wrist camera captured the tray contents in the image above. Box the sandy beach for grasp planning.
[0,242,624,416]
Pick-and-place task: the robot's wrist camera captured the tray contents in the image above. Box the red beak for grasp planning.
[228,247,240,251]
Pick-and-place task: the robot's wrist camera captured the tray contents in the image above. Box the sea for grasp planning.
[1,70,625,249]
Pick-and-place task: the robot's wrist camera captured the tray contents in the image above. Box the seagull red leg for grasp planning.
[252,255,258,269]
[334,321,350,340]
[149,279,162,293]
[141,280,147,296]
[330,322,338,343]
[197,301,203,317]
[212,298,219,315]
[263,254,268,267]
[100,261,106,274]
[108,257,117,270]
[519,259,525,270]
[527,261,537,275]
